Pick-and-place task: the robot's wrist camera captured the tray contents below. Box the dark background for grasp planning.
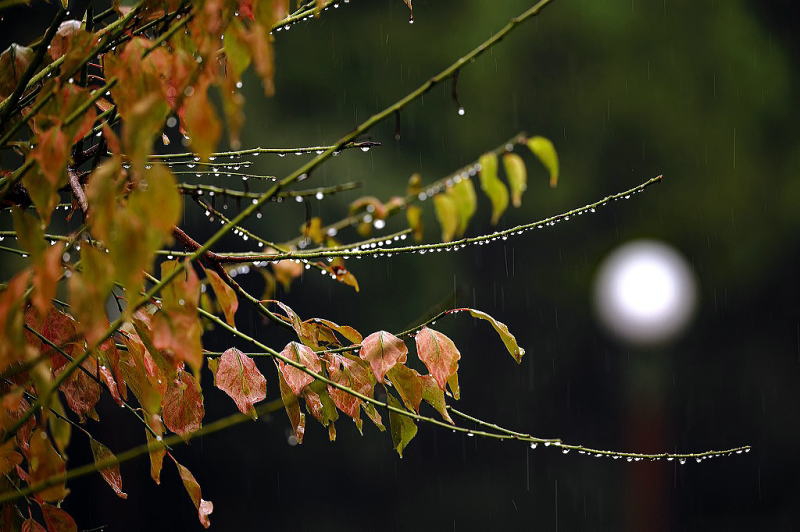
[2,0,800,530]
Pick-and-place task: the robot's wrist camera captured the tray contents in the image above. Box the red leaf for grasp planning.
[21,518,47,532]
[214,348,266,416]
[40,503,77,532]
[0,44,33,98]
[204,268,238,327]
[278,342,320,396]
[171,457,213,528]
[278,372,305,444]
[32,243,64,318]
[57,357,101,422]
[326,354,374,423]
[359,331,408,383]
[0,440,22,476]
[414,327,461,390]
[162,371,204,436]
[89,438,128,499]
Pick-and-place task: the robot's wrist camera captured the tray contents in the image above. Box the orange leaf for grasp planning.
[214,348,266,416]
[171,457,213,528]
[89,438,128,499]
[359,331,408,383]
[204,268,238,327]
[414,327,461,390]
[162,371,204,436]
[278,342,320,396]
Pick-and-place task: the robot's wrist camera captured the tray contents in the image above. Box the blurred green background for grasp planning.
[5,0,800,529]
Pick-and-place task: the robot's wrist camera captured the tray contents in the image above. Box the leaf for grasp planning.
[406,205,424,241]
[11,207,46,261]
[362,402,385,431]
[162,371,205,436]
[21,518,47,532]
[312,319,363,345]
[421,375,453,423]
[203,267,238,327]
[278,342,321,396]
[449,178,477,236]
[172,457,213,529]
[414,327,461,390]
[183,80,221,161]
[27,429,68,502]
[387,394,417,458]
[32,243,64,319]
[478,152,509,224]
[0,440,22,476]
[57,357,101,423]
[153,260,203,376]
[145,423,166,485]
[503,152,528,207]
[301,380,339,432]
[326,354,374,426]
[447,372,460,400]
[386,364,423,413]
[271,259,303,291]
[278,371,305,443]
[39,503,76,532]
[214,348,266,417]
[46,395,71,454]
[465,308,525,363]
[433,193,458,242]
[118,332,165,415]
[89,438,128,499]
[0,44,33,98]
[359,331,408,384]
[402,0,414,22]
[527,136,559,187]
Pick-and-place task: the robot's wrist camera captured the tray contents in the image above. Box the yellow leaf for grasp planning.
[448,178,476,236]
[478,152,508,225]
[527,136,559,188]
[502,153,527,207]
[433,194,458,242]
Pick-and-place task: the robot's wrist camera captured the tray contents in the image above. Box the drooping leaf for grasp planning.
[278,371,305,444]
[162,370,205,436]
[171,457,213,529]
[359,331,408,384]
[278,341,321,396]
[433,193,458,242]
[27,429,68,502]
[153,260,203,376]
[420,375,454,423]
[46,395,71,454]
[21,518,47,532]
[89,438,128,499]
[465,308,525,363]
[39,503,77,532]
[0,43,33,98]
[118,331,165,415]
[503,152,528,207]
[57,356,101,423]
[362,402,385,431]
[0,440,22,476]
[386,364,423,413]
[312,318,363,345]
[183,80,221,162]
[214,348,266,417]
[406,205,424,241]
[204,267,238,327]
[449,178,477,236]
[301,380,339,435]
[145,422,166,485]
[527,136,559,187]
[478,152,509,224]
[387,394,417,458]
[0,272,32,373]
[447,372,461,400]
[414,327,460,390]
[326,354,374,428]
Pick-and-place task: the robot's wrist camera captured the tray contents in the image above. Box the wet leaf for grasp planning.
[153,261,203,376]
[89,438,128,499]
[503,152,527,207]
[387,364,423,413]
[0,440,22,476]
[28,429,68,502]
[421,375,453,423]
[278,371,305,444]
[433,193,458,242]
[21,518,47,532]
[387,394,417,458]
[278,342,320,396]
[172,457,213,528]
[414,327,460,390]
[313,318,363,344]
[162,371,204,436]
[326,354,373,425]
[57,357,101,423]
[465,308,525,363]
[359,331,408,383]
[449,178,477,236]
[39,503,76,532]
[204,267,238,328]
[406,205,424,241]
[145,422,166,485]
[0,44,33,98]
[447,372,460,400]
[527,136,559,187]
[214,348,266,417]
[478,152,509,224]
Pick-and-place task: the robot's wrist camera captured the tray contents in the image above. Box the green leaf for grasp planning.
[502,153,527,207]
[527,136,559,188]
[387,394,417,457]
[0,43,33,98]
[387,364,423,413]
[421,375,453,423]
[278,371,306,444]
[465,309,525,363]
[478,152,509,225]
[449,178,477,236]
[433,193,458,242]
[447,372,460,400]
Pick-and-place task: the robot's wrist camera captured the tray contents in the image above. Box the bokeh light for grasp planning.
[594,240,698,345]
